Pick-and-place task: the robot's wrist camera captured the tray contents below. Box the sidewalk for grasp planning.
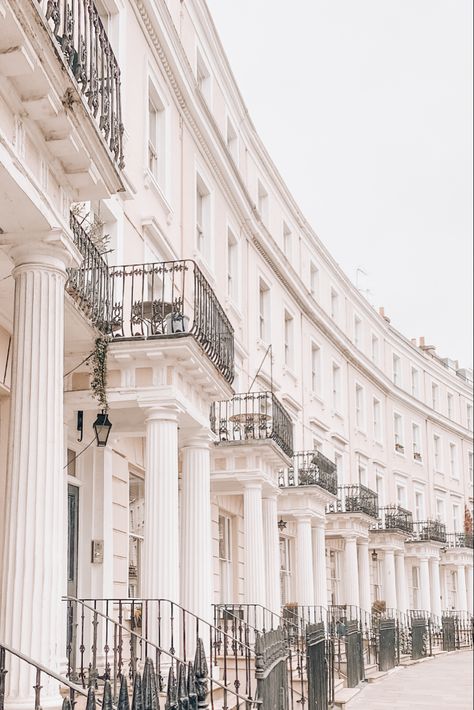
[350,650,473,710]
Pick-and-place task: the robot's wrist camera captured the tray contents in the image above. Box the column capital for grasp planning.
[312,517,326,531]
[2,228,82,272]
[143,403,181,423]
[181,427,214,450]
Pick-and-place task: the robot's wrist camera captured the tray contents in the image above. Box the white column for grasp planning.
[295,516,314,606]
[0,238,78,708]
[419,557,431,613]
[243,483,266,607]
[429,557,442,619]
[343,537,360,608]
[142,407,179,648]
[180,430,212,623]
[383,549,397,611]
[456,565,468,611]
[262,494,281,615]
[312,520,328,608]
[357,539,371,614]
[395,552,408,614]
[466,565,473,615]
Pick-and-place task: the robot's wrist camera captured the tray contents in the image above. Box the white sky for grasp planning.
[206,0,473,368]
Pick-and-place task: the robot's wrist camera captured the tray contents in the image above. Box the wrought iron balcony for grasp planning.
[410,520,447,544]
[371,505,414,534]
[37,0,124,168]
[210,391,293,457]
[326,484,379,519]
[445,532,474,549]
[279,450,337,495]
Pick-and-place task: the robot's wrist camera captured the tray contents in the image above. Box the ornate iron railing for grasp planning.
[445,532,474,548]
[37,0,124,168]
[279,450,338,495]
[410,520,447,543]
[371,504,414,534]
[108,260,234,383]
[326,484,378,519]
[66,211,110,330]
[210,391,293,457]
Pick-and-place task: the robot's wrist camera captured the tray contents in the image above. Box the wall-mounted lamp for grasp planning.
[277,519,287,532]
[93,410,112,447]
[76,410,84,442]
[371,550,378,562]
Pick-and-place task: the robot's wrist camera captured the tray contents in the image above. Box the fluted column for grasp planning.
[395,552,408,613]
[243,483,266,607]
[343,537,360,608]
[262,494,281,615]
[383,550,397,611]
[419,557,431,613]
[357,540,371,614]
[456,565,468,611]
[429,557,442,618]
[312,520,328,608]
[0,236,78,708]
[466,565,473,614]
[295,516,314,606]
[180,430,212,623]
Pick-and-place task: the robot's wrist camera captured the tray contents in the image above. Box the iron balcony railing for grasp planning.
[445,532,474,549]
[37,0,124,168]
[279,450,338,495]
[210,391,293,457]
[371,505,414,534]
[410,520,447,543]
[326,484,379,519]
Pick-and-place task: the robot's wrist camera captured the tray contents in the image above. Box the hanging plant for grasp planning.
[90,336,109,411]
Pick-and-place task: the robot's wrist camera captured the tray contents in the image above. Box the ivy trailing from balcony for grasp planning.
[91,336,109,411]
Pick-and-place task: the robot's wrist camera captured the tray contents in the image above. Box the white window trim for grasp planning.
[194,162,215,277]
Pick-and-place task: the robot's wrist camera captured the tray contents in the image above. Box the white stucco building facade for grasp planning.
[0,0,472,705]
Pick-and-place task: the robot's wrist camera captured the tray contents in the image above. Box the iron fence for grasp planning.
[210,391,293,457]
[36,0,124,167]
[371,504,414,534]
[410,520,447,543]
[326,484,378,519]
[279,450,337,495]
[445,532,474,548]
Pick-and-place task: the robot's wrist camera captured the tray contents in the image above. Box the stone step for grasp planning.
[365,670,388,683]
[333,686,362,708]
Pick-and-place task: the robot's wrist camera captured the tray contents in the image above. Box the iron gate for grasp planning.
[378,618,396,671]
[255,628,289,710]
[411,617,428,660]
[306,622,329,710]
[346,620,364,687]
[442,616,456,651]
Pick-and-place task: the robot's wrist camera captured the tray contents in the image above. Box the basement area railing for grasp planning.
[279,450,338,495]
[326,484,379,519]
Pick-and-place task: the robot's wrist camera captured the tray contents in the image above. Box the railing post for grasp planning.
[0,647,6,710]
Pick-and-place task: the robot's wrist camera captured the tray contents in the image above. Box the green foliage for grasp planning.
[90,336,109,411]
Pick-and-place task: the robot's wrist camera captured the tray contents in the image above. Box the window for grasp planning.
[311,343,321,394]
[227,228,239,303]
[432,383,439,411]
[129,472,145,598]
[196,174,211,263]
[334,452,344,485]
[371,335,379,364]
[415,490,425,521]
[196,48,211,102]
[67,448,77,477]
[373,398,382,442]
[452,504,460,533]
[330,289,339,320]
[375,471,384,507]
[433,435,442,471]
[467,404,473,431]
[257,180,269,223]
[226,117,238,161]
[412,423,422,461]
[372,557,383,602]
[284,311,294,369]
[310,262,319,298]
[354,315,362,348]
[449,443,458,479]
[411,566,420,609]
[358,461,368,486]
[469,451,473,484]
[332,363,341,411]
[283,222,292,260]
[148,83,165,184]
[218,514,233,602]
[436,497,445,522]
[411,367,419,398]
[396,483,407,508]
[327,550,340,605]
[394,413,404,452]
[355,384,365,430]
[280,537,292,605]
[258,279,270,342]
[392,354,401,386]
[447,571,457,609]
[447,392,454,419]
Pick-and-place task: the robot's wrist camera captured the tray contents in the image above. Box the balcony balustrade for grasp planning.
[210,391,293,457]
[410,520,447,544]
[371,504,414,535]
[326,484,379,519]
[445,532,474,549]
[37,0,124,168]
[279,450,337,495]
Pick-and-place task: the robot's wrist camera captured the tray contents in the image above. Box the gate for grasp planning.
[346,620,364,687]
[378,618,396,671]
[255,628,289,710]
[411,617,427,660]
[306,622,329,710]
[442,615,456,651]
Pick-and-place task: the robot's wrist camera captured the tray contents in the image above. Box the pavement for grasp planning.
[350,650,473,710]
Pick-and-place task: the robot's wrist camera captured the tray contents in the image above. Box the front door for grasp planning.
[67,484,79,674]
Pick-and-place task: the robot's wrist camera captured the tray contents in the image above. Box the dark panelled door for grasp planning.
[67,485,79,673]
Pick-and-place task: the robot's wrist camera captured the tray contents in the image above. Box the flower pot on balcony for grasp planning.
[164,312,189,333]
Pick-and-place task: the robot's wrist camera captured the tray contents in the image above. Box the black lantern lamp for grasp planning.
[371,549,378,562]
[277,519,287,532]
[93,410,112,447]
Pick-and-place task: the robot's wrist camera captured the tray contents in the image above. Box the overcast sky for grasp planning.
[206,0,473,368]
